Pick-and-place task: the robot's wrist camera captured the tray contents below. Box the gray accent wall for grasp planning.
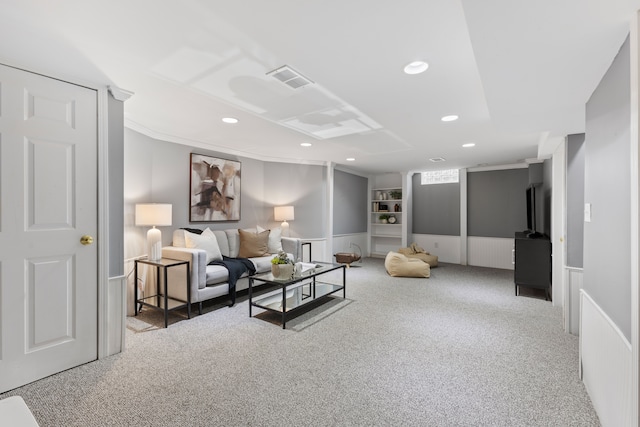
[333,169,368,235]
[583,35,631,340]
[124,129,266,249]
[467,169,528,238]
[566,133,585,268]
[263,162,326,238]
[411,173,460,235]
[124,129,327,258]
[108,94,124,277]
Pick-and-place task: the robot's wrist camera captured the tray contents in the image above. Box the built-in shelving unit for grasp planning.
[369,174,406,257]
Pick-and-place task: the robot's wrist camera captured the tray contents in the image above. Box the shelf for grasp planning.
[370,178,404,258]
[252,282,343,313]
[138,295,188,311]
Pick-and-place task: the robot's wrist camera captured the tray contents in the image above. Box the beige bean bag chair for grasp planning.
[398,243,438,267]
[384,251,430,278]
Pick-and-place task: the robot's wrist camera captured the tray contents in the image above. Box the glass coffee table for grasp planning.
[248,262,346,329]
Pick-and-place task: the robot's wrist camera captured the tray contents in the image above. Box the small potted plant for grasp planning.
[271,250,293,279]
[379,213,390,224]
[389,190,402,200]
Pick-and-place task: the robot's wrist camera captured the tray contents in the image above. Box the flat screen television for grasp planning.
[526,184,542,237]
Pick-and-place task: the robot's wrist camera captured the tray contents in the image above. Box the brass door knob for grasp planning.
[80,235,94,245]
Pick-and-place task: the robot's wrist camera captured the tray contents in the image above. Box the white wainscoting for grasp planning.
[411,234,461,264]
[106,275,126,356]
[467,236,514,270]
[564,267,583,335]
[332,233,367,262]
[302,238,329,263]
[580,290,632,426]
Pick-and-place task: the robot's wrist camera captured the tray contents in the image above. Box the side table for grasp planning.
[301,241,312,262]
[134,257,191,328]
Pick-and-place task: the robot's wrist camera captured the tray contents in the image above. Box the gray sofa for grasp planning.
[162,227,301,313]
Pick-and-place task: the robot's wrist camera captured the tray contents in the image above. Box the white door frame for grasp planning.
[96,86,111,359]
[630,10,640,427]
[1,58,112,360]
[551,140,566,308]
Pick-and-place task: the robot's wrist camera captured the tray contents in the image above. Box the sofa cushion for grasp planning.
[185,228,223,264]
[224,229,249,258]
[238,229,270,258]
[256,225,283,253]
[205,264,230,286]
[211,229,230,258]
[251,255,275,273]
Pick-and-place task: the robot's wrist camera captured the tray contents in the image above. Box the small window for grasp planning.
[421,169,459,185]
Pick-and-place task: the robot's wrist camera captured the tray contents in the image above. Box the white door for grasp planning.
[0,64,98,392]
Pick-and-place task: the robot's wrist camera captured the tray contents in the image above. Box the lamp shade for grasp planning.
[135,204,172,226]
[274,206,294,222]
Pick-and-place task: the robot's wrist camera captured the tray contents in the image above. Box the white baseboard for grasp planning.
[411,234,460,264]
[564,267,582,335]
[302,237,329,263]
[105,275,126,357]
[580,290,632,426]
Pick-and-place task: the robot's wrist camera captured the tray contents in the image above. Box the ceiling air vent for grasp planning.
[267,65,314,89]
[429,157,446,163]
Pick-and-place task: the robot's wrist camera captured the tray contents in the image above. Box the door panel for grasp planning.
[0,63,98,393]
[28,255,74,350]
[29,138,75,229]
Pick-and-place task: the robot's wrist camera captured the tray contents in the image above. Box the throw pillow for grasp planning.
[185,228,223,264]
[181,227,203,235]
[237,228,270,258]
[256,225,283,253]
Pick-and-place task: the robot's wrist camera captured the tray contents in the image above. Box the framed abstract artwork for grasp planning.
[189,153,241,222]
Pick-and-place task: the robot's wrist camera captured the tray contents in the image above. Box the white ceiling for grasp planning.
[1,0,638,175]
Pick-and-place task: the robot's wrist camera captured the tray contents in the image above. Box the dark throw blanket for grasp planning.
[208,256,256,306]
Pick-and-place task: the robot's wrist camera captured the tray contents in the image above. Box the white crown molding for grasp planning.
[467,163,528,172]
[124,118,326,167]
[108,86,134,102]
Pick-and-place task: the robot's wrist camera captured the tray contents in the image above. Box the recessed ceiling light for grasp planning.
[346,157,356,162]
[222,117,238,124]
[462,143,476,148]
[404,61,429,75]
[300,142,312,147]
[441,115,458,122]
[429,157,446,162]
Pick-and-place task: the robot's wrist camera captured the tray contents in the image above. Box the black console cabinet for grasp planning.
[514,232,551,300]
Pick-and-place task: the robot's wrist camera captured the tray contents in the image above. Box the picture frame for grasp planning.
[189,153,241,222]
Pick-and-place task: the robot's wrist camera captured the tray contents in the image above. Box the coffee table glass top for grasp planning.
[251,261,342,284]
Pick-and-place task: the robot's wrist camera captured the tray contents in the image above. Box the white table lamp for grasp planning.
[135,203,172,261]
[274,205,294,237]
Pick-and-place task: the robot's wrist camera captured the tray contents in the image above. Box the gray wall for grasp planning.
[108,94,124,277]
[411,173,460,235]
[123,129,327,259]
[583,35,631,340]
[263,162,326,238]
[333,169,368,235]
[566,133,585,268]
[124,129,266,253]
[467,169,529,238]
